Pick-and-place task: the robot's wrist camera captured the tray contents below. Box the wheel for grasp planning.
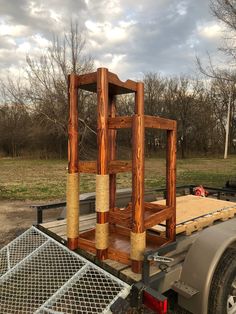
[208,248,236,314]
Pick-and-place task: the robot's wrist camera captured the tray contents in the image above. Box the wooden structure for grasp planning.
[66,68,177,273]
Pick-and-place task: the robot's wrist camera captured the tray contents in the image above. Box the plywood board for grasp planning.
[155,195,236,224]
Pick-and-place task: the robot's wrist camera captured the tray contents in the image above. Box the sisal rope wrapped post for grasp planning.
[131,82,146,273]
[67,173,79,248]
[96,68,109,260]
[67,73,79,250]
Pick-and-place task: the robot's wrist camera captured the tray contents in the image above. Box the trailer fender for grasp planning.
[178,218,236,314]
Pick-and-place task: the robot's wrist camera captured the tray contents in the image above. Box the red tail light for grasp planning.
[143,290,168,314]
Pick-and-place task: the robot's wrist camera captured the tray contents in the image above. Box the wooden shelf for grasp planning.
[76,70,137,95]
[78,225,170,265]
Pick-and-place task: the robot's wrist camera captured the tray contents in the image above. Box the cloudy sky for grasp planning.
[0,0,225,81]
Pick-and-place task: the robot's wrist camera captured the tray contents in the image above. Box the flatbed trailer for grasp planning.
[34,187,236,314]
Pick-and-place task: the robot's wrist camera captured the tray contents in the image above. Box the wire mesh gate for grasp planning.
[0,227,130,313]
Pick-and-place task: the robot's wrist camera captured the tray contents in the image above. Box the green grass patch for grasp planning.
[0,156,235,201]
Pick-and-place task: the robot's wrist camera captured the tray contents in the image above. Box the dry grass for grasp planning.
[0,156,235,201]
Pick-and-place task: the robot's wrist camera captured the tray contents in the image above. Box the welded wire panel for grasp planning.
[39,266,130,314]
[0,227,48,277]
[0,227,130,313]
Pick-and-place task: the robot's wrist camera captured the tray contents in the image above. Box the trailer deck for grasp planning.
[38,195,236,283]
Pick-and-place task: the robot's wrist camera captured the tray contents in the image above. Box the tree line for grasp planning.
[0,1,236,159]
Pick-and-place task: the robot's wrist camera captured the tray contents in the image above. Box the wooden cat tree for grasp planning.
[66,68,177,273]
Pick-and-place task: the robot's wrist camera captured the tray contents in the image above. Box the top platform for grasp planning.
[73,68,137,95]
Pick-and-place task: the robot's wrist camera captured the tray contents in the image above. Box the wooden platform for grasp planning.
[40,195,236,283]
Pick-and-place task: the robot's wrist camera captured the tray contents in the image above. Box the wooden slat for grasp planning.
[109,160,132,173]
[144,202,167,212]
[78,161,97,173]
[78,160,132,174]
[108,71,137,94]
[144,115,176,130]
[76,72,97,91]
[108,116,133,129]
[144,207,173,229]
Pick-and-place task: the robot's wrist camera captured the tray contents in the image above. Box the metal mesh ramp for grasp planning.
[0,227,130,313]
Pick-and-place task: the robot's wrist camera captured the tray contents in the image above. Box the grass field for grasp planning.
[0,156,235,201]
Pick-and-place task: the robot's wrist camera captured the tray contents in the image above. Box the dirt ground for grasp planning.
[0,200,62,248]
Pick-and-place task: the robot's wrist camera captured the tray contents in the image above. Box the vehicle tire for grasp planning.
[208,247,236,314]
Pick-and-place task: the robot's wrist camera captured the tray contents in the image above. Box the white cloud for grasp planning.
[198,23,222,39]
[0,23,29,37]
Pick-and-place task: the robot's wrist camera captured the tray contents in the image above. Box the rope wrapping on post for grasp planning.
[130,231,146,261]
[95,223,109,249]
[66,173,79,240]
[95,174,109,251]
[96,174,109,212]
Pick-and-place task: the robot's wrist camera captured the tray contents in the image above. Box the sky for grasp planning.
[0,0,226,81]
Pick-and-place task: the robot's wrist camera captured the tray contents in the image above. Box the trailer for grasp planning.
[31,187,235,314]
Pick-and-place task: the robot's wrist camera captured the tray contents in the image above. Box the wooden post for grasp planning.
[96,68,109,260]
[131,82,146,273]
[109,95,117,211]
[67,73,79,250]
[166,123,177,240]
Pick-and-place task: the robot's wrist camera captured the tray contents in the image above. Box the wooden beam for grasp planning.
[108,116,133,129]
[96,67,109,260]
[144,202,167,212]
[109,95,117,212]
[108,71,137,94]
[109,160,132,174]
[78,160,132,174]
[131,82,145,274]
[166,124,177,241]
[144,207,174,229]
[67,73,79,250]
[79,161,97,173]
[144,115,176,130]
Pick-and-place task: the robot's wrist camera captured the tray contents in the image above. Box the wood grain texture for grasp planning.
[109,95,117,211]
[96,68,109,259]
[68,74,78,174]
[108,116,133,129]
[144,115,176,130]
[166,125,177,240]
[67,73,79,250]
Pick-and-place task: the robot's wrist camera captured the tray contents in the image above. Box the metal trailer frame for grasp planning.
[32,185,236,313]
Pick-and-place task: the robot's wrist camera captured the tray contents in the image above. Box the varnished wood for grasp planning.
[109,96,117,212]
[166,124,177,240]
[79,161,97,173]
[144,202,167,212]
[144,207,173,229]
[131,82,145,273]
[144,115,176,130]
[96,68,109,259]
[97,212,109,224]
[131,260,142,273]
[97,68,109,175]
[68,68,178,272]
[67,238,78,250]
[68,74,79,174]
[108,116,133,129]
[109,160,132,173]
[108,71,137,94]
[75,69,137,95]
[77,72,97,91]
[78,160,132,174]
[132,82,145,234]
[67,73,79,250]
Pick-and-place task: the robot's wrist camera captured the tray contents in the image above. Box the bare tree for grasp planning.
[0,21,96,158]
